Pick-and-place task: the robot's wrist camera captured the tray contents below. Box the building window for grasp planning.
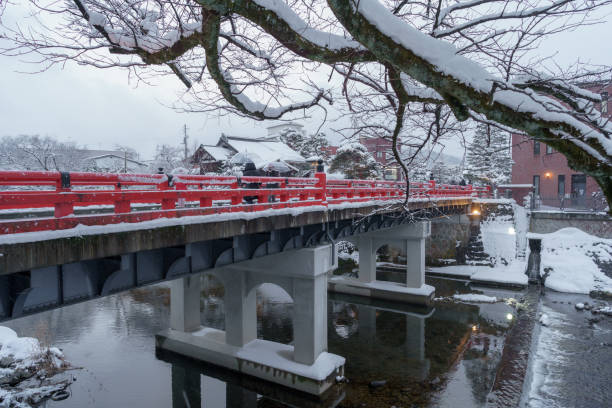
[571,174,586,197]
[534,141,540,155]
[546,145,553,154]
[558,175,565,197]
[533,175,540,197]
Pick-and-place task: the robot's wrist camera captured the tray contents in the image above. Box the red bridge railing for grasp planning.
[0,171,490,235]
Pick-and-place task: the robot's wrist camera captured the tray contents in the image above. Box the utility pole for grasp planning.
[182,124,189,160]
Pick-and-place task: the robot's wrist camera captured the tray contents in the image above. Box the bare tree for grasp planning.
[150,144,187,172]
[0,135,80,171]
[1,0,611,210]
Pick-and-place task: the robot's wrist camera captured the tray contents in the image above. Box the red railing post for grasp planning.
[54,171,73,218]
[315,170,327,205]
[200,197,213,208]
[114,200,131,214]
[428,180,435,196]
[160,174,176,211]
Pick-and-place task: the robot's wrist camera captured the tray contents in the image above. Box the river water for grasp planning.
[523,290,612,408]
[4,277,523,408]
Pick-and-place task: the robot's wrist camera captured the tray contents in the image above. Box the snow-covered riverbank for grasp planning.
[523,292,612,407]
[529,228,612,295]
[0,327,72,408]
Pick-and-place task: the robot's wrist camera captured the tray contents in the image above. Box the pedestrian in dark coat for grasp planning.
[243,162,261,204]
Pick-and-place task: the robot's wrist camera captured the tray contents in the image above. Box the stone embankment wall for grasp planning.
[426,214,471,266]
[529,212,612,239]
[426,202,516,266]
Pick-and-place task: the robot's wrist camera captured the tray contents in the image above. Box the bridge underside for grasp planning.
[0,199,470,321]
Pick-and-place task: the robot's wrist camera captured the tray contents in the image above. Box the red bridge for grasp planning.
[0,170,490,235]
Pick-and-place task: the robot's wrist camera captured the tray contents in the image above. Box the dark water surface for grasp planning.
[5,277,523,407]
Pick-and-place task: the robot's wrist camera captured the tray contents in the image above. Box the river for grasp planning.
[4,276,523,408]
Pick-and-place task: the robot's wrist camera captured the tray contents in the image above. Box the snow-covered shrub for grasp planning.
[328,142,380,179]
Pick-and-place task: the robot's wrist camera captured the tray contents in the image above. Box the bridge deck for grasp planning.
[0,198,472,275]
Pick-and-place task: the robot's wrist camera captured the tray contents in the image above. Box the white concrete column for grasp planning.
[223,269,257,347]
[293,273,328,365]
[356,237,376,283]
[405,238,425,288]
[170,275,201,332]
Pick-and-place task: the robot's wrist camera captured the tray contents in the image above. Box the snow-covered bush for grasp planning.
[328,142,380,179]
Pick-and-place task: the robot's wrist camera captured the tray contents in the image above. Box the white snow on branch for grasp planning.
[84,2,202,54]
[356,0,612,159]
[357,0,494,92]
[252,0,364,51]
[400,74,443,101]
[222,68,325,118]
[434,0,578,37]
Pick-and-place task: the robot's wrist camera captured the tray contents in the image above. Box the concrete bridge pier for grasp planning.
[329,221,435,306]
[156,244,345,396]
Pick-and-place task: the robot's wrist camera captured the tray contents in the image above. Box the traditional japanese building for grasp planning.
[191,133,305,174]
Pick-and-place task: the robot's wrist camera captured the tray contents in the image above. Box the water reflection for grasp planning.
[159,350,345,408]
[3,277,520,408]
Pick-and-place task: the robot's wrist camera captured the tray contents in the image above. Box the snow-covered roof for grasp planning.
[221,136,305,168]
[201,145,233,161]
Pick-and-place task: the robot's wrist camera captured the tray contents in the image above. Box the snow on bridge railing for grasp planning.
[0,171,490,234]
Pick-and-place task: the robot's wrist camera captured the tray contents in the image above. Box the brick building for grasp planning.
[359,136,403,180]
[509,81,610,209]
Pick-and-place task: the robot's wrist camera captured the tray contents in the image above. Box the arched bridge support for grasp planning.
[156,244,345,396]
[329,221,435,306]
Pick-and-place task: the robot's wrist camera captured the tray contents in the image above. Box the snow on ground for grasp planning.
[428,263,528,286]
[529,228,612,294]
[524,306,572,408]
[0,327,71,408]
[480,213,516,266]
[452,293,498,303]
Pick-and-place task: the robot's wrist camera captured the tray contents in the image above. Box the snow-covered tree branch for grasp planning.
[1,0,611,209]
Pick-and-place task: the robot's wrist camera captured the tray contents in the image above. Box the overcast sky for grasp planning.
[1,3,611,160]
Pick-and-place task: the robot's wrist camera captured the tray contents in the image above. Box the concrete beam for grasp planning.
[358,221,431,240]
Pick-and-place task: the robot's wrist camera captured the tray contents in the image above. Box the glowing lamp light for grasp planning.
[508,227,516,235]
[472,325,478,332]
[544,172,552,179]
[471,209,481,216]
[506,313,514,321]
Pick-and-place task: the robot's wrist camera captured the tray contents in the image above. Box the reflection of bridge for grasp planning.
[158,349,346,408]
[0,170,489,395]
[330,294,434,382]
